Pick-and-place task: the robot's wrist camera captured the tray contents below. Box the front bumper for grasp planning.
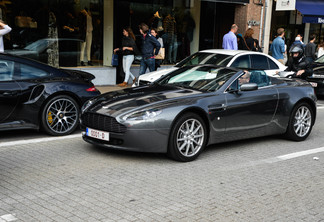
[81,127,170,153]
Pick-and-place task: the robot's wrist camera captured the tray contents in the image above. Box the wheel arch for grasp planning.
[38,91,82,125]
[168,107,210,146]
[293,98,317,124]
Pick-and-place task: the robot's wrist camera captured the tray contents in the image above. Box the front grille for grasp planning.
[82,113,127,133]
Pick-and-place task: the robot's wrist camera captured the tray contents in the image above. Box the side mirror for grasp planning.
[240,83,258,91]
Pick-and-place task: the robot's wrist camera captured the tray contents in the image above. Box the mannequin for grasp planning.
[79,8,93,66]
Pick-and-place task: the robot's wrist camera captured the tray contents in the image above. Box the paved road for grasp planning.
[1,100,324,221]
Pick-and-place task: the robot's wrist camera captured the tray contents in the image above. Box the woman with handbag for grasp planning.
[242,28,256,51]
[114,27,138,87]
[151,28,164,70]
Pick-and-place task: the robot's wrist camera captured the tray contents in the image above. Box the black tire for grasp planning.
[41,95,80,136]
[285,102,314,141]
[168,112,207,162]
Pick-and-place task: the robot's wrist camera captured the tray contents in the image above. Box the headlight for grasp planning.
[81,99,94,113]
[122,109,162,121]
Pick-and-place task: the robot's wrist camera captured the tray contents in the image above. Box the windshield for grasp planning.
[315,54,324,64]
[157,66,238,92]
[175,52,233,68]
[24,39,52,51]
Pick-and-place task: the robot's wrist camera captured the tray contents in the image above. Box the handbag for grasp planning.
[155,48,165,60]
[111,53,118,66]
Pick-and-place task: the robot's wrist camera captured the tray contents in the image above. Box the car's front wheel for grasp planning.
[41,95,79,136]
[285,102,314,141]
[168,113,207,162]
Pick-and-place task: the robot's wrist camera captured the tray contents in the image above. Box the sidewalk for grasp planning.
[96,85,131,93]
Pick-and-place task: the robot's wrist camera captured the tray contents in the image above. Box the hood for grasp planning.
[138,67,178,83]
[88,84,201,117]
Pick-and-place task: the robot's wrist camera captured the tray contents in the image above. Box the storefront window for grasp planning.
[2,0,103,67]
[114,0,196,65]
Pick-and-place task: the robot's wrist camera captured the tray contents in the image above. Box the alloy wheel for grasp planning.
[176,118,205,157]
[293,105,312,138]
[45,98,78,134]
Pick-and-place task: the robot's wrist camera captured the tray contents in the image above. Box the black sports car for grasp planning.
[307,65,324,96]
[81,65,316,162]
[0,53,100,135]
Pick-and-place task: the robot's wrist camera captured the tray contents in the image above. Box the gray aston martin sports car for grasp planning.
[80,65,317,162]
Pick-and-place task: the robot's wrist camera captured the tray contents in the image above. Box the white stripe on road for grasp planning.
[0,134,80,147]
[277,147,324,160]
[318,106,324,110]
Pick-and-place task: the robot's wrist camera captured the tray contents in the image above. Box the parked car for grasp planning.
[0,53,100,135]
[135,49,286,86]
[5,38,83,67]
[306,65,324,96]
[81,65,316,162]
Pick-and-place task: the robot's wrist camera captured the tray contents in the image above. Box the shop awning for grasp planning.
[296,0,324,23]
[201,0,249,4]
[296,0,324,16]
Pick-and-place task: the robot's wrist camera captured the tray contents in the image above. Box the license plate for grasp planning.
[310,82,317,87]
[86,128,109,141]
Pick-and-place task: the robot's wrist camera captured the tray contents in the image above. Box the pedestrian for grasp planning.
[317,41,324,58]
[138,23,161,75]
[222,24,238,50]
[305,34,316,63]
[242,28,256,51]
[289,34,304,51]
[270,28,285,64]
[0,20,12,52]
[113,27,138,87]
[150,28,164,70]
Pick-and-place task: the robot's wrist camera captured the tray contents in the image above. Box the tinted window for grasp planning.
[19,64,49,80]
[251,55,269,69]
[175,52,233,67]
[0,60,15,81]
[231,55,251,69]
[268,58,279,69]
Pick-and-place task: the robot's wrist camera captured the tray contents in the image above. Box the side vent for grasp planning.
[29,85,45,101]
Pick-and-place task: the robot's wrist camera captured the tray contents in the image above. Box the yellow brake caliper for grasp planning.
[47,111,53,125]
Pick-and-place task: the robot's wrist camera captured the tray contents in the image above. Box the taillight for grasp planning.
[86,86,97,92]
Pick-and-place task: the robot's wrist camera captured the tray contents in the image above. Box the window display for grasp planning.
[114,0,196,65]
[2,0,103,67]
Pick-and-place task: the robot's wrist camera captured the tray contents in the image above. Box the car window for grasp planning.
[249,70,271,87]
[175,52,233,67]
[230,55,250,69]
[18,63,49,80]
[251,55,269,70]
[0,60,15,81]
[268,58,279,69]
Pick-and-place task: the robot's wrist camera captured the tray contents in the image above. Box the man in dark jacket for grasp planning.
[285,44,312,80]
[138,23,161,75]
[305,34,316,63]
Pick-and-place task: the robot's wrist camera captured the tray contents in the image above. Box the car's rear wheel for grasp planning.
[285,102,314,141]
[41,95,79,136]
[168,113,207,162]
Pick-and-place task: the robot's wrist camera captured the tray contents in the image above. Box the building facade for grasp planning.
[1,0,273,84]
